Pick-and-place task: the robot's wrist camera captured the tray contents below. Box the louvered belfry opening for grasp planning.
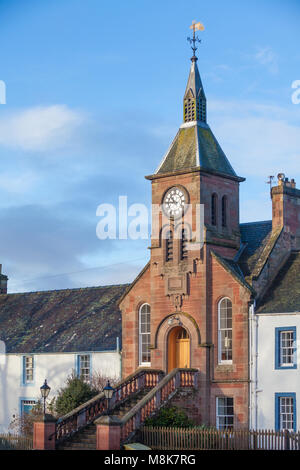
[211,193,218,226]
[184,97,196,122]
[184,95,206,123]
[197,97,206,122]
[166,230,174,262]
[180,228,189,260]
[222,196,227,227]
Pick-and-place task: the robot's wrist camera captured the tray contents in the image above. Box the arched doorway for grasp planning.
[168,326,190,372]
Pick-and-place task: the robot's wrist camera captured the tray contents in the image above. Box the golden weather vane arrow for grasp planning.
[187,20,205,60]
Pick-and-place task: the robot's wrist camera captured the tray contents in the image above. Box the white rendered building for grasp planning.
[249,252,300,432]
[0,284,126,433]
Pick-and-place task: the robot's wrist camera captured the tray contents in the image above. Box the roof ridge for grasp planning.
[5,283,129,296]
[240,220,272,226]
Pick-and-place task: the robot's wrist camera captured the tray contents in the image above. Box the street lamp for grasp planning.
[103,380,114,414]
[40,379,51,415]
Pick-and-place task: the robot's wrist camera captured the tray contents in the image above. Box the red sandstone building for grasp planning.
[119,45,300,429]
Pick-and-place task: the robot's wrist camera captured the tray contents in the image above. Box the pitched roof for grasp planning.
[256,251,300,313]
[0,284,128,354]
[238,221,273,278]
[211,251,254,294]
[154,122,241,179]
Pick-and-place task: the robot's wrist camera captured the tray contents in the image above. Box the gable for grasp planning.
[257,251,300,313]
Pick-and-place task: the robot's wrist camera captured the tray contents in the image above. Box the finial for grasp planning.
[187,20,204,62]
[266,175,274,199]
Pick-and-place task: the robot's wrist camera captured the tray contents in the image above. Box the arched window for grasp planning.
[218,298,232,363]
[139,303,151,365]
[180,228,188,260]
[211,193,218,226]
[165,230,173,262]
[222,196,227,228]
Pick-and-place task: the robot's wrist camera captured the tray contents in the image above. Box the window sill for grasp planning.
[215,363,234,373]
[275,364,297,370]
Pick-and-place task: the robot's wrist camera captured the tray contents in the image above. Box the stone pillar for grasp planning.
[33,414,56,450]
[95,415,122,450]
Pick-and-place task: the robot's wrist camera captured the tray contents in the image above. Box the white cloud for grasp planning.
[209,99,300,178]
[0,170,38,193]
[0,105,85,152]
[254,46,279,74]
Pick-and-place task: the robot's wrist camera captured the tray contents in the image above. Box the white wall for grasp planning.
[0,349,121,433]
[251,312,300,431]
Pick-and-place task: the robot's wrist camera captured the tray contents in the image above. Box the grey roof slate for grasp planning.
[0,284,128,353]
[256,251,300,313]
[238,221,273,278]
[156,123,239,178]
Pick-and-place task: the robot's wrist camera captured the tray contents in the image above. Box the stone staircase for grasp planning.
[54,368,199,450]
[57,423,97,450]
[57,389,150,450]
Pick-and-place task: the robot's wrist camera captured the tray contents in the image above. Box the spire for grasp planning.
[184,21,206,123]
[149,23,244,182]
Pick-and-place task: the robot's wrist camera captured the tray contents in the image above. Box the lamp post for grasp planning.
[103,380,114,415]
[40,379,51,415]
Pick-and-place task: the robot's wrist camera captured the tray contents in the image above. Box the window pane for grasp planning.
[219,299,233,363]
[24,356,34,382]
[280,397,294,431]
[22,400,36,415]
[280,331,295,366]
[79,355,90,381]
[139,304,151,364]
[216,397,234,430]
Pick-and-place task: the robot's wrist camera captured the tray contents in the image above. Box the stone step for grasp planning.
[59,444,96,450]
[71,436,96,444]
[59,440,96,448]
[57,387,153,450]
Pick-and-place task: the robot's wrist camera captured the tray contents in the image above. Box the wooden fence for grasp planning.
[0,433,33,450]
[140,427,300,450]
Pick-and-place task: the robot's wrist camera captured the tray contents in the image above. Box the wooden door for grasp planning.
[168,326,190,371]
[176,337,190,368]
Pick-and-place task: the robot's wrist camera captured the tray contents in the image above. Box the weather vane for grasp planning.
[187,20,205,60]
[266,175,275,199]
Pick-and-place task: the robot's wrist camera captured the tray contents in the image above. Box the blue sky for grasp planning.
[0,0,299,292]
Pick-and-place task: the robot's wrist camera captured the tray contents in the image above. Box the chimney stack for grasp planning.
[271,173,300,245]
[0,264,8,294]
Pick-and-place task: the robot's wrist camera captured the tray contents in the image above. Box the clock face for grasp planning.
[163,187,187,218]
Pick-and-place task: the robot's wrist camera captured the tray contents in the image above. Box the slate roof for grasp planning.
[257,251,300,313]
[212,220,281,296]
[155,123,240,179]
[238,221,273,278]
[211,251,254,294]
[0,284,128,354]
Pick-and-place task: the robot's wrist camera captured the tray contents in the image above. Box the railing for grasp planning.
[0,433,33,450]
[120,368,198,444]
[140,427,300,451]
[55,368,163,443]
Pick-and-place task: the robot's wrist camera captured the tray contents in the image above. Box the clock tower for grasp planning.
[120,25,251,429]
[145,29,245,312]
